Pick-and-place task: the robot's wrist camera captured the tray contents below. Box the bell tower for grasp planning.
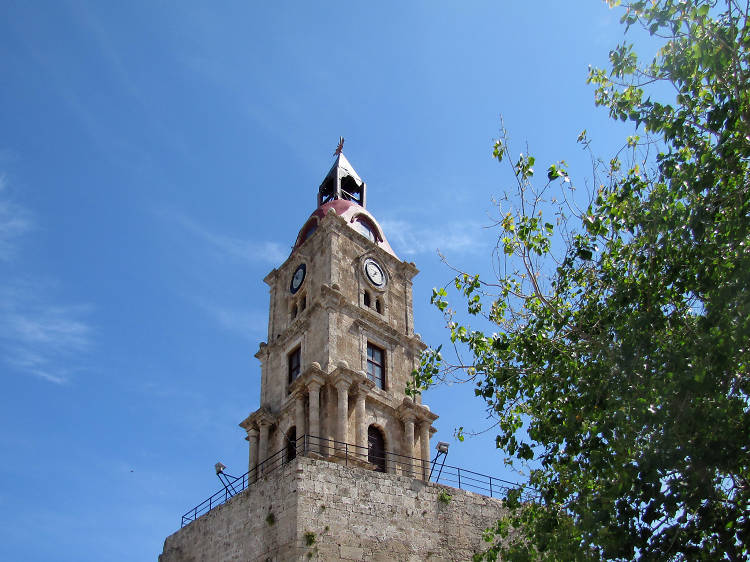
[160,146,509,562]
[239,149,438,476]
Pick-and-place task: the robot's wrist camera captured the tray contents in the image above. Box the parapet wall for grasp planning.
[160,456,507,561]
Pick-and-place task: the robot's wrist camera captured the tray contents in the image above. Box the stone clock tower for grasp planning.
[159,149,507,562]
[239,151,438,477]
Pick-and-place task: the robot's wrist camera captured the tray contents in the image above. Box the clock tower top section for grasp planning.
[318,151,366,208]
[293,151,397,257]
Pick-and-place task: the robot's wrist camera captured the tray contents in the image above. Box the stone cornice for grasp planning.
[255,315,310,358]
[396,259,419,280]
[239,407,277,431]
[320,282,347,309]
[397,398,439,424]
[329,362,358,389]
[263,267,278,286]
[288,363,327,396]
[406,333,428,352]
[255,285,425,360]
[351,314,408,348]
[353,376,376,396]
[265,235,316,287]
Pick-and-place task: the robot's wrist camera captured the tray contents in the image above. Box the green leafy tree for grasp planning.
[411,1,750,559]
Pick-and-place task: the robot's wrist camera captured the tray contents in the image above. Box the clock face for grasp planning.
[363,258,386,288]
[290,263,306,294]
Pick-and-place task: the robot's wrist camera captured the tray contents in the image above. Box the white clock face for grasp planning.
[290,263,306,293]
[364,258,385,287]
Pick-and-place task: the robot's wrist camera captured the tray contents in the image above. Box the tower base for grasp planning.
[160,456,507,561]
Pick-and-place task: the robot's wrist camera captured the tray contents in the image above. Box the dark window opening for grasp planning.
[363,291,371,308]
[301,221,317,243]
[368,426,386,472]
[300,295,306,312]
[319,176,336,205]
[291,304,298,319]
[375,298,382,314]
[367,343,385,389]
[341,176,363,205]
[286,427,297,462]
[288,347,301,385]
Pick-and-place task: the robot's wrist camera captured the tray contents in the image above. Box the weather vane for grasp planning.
[334,136,344,156]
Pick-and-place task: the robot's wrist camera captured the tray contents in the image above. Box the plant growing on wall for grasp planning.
[437,489,452,505]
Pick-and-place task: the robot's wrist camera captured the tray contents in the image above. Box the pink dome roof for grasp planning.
[293,200,397,257]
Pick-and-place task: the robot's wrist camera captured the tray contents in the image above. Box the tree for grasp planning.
[410,1,750,559]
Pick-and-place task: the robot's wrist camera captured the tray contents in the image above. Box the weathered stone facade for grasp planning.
[159,153,507,561]
[240,153,437,478]
[160,456,506,562]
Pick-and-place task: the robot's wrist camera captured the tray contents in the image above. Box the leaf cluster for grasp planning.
[416,1,750,559]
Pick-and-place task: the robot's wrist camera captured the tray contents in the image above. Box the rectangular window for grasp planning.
[367,343,385,389]
[288,347,301,384]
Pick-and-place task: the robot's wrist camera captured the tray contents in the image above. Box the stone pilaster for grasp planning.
[258,421,270,471]
[294,392,305,444]
[419,420,430,481]
[334,379,350,451]
[246,428,259,474]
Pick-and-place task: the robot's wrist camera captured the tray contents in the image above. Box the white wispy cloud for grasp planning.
[379,217,488,257]
[190,297,267,341]
[0,175,33,261]
[0,174,93,384]
[0,283,93,385]
[168,212,287,265]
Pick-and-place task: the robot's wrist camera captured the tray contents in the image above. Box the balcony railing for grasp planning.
[179,434,520,528]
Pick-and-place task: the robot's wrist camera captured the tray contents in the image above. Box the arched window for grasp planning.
[286,426,297,463]
[352,216,378,242]
[368,426,386,473]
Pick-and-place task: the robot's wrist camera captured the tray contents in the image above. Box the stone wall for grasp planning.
[159,460,300,562]
[160,456,507,561]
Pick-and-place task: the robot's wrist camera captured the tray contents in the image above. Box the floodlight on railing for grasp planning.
[430,442,450,482]
[215,462,241,499]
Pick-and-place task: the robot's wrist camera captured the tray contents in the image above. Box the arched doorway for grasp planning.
[285,426,297,463]
[367,425,386,473]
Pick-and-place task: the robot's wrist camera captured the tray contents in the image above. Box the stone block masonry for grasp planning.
[160,456,507,561]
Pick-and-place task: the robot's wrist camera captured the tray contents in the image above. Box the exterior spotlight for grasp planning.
[430,442,450,482]
[215,462,241,498]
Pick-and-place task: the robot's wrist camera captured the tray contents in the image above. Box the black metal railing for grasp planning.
[179,434,521,527]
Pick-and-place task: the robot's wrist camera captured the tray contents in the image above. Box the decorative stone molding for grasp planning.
[239,407,276,433]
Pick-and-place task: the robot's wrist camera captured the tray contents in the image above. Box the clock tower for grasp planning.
[239,150,438,476]
[160,148,510,562]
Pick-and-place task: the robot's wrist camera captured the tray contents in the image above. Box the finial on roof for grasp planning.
[318,139,366,208]
[334,136,344,156]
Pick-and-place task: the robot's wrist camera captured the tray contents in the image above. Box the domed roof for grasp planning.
[293,199,397,257]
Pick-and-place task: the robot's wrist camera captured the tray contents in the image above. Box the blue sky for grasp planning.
[1,2,643,560]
